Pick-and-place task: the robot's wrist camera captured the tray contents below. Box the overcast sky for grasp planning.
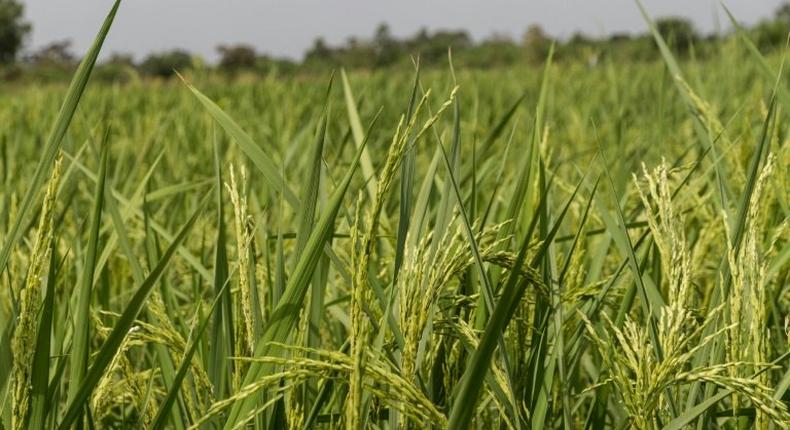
[22,0,786,62]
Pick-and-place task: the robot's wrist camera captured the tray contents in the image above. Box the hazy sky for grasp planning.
[22,0,786,62]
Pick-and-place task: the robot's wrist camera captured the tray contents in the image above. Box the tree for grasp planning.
[407,29,471,65]
[304,37,333,64]
[655,17,698,53]
[751,5,790,51]
[565,32,599,65]
[335,35,374,69]
[463,33,519,68]
[94,52,138,83]
[372,23,399,67]
[26,40,75,66]
[522,24,551,64]
[217,44,257,72]
[104,52,135,68]
[776,2,790,21]
[139,50,194,78]
[0,0,30,64]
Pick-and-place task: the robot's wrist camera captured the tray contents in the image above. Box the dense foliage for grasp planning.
[0,0,29,64]
[1,2,790,429]
[4,4,790,83]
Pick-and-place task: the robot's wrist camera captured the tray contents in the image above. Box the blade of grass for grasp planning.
[181,76,299,208]
[183,78,361,296]
[0,0,121,278]
[435,121,520,427]
[687,90,779,423]
[150,280,230,430]
[27,239,59,430]
[598,142,673,422]
[62,150,213,283]
[295,78,331,260]
[340,69,378,201]
[662,351,790,430]
[209,131,233,401]
[447,176,582,430]
[301,76,333,412]
[636,0,730,210]
[721,4,790,112]
[67,138,109,408]
[222,112,379,430]
[57,193,209,430]
[392,66,421,284]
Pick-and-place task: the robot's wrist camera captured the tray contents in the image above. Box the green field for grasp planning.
[2,3,790,429]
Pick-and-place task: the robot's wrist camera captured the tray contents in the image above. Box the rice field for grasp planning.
[2,2,790,429]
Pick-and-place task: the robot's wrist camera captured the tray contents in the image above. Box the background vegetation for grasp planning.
[1,1,790,429]
[1,0,790,82]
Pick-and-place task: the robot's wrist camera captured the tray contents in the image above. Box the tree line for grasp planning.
[2,0,790,82]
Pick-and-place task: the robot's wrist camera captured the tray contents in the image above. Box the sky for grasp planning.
[22,0,787,63]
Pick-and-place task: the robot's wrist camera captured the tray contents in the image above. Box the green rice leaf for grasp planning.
[0,0,121,278]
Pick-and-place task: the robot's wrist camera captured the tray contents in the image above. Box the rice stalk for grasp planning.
[11,155,62,430]
[226,165,256,389]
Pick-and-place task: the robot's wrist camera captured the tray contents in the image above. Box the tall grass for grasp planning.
[1,2,789,429]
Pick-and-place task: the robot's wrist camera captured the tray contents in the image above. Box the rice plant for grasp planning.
[1,1,789,429]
